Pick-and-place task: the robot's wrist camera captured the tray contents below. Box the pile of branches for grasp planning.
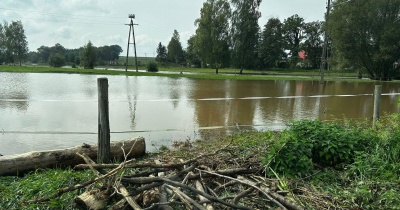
[24,142,322,210]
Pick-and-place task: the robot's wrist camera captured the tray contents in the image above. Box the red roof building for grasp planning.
[298,51,307,60]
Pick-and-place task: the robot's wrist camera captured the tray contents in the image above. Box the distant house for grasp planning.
[298,51,307,60]
[296,50,310,68]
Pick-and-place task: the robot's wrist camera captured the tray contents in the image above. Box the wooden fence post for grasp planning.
[98,78,110,163]
[373,85,382,128]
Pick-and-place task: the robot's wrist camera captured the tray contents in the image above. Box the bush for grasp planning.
[48,53,65,67]
[147,61,158,72]
[264,130,314,177]
[265,120,372,177]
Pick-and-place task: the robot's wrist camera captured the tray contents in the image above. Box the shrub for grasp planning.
[265,120,372,177]
[48,53,65,67]
[264,130,313,177]
[147,61,158,72]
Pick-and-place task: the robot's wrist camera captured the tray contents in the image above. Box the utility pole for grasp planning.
[125,14,139,72]
[320,0,331,84]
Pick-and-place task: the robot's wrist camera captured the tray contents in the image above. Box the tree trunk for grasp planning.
[0,137,146,176]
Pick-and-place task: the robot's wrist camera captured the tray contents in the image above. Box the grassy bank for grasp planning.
[1,114,400,209]
[0,65,388,83]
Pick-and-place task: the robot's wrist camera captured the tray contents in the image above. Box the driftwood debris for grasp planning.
[75,189,110,210]
[25,143,306,210]
[0,137,145,176]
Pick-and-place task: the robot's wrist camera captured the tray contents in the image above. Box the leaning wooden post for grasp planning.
[98,78,110,163]
[373,85,382,128]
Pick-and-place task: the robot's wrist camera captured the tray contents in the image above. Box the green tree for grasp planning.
[282,14,304,67]
[259,18,286,68]
[47,43,66,65]
[4,20,28,65]
[65,48,80,65]
[96,45,111,65]
[194,0,231,73]
[230,0,262,72]
[48,52,65,67]
[50,43,66,55]
[185,35,201,67]
[109,45,122,64]
[37,46,51,64]
[0,22,5,64]
[27,51,39,64]
[95,45,122,65]
[301,21,324,69]
[80,41,96,69]
[155,42,168,64]
[329,0,400,80]
[167,30,184,64]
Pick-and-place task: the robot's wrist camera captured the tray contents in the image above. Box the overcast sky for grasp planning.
[1,0,327,57]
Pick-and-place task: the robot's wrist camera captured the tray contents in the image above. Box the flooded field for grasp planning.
[1,72,399,155]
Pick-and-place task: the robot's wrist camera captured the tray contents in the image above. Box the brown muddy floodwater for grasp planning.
[0,72,399,155]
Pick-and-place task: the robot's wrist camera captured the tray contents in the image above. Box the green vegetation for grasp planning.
[329,0,400,80]
[167,30,185,65]
[0,20,28,65]
[4,0,399,80]
[155,42,168,64]
[146,61,158,72]
[48,53,66,67]
[1,115,400,209]
[80,41,96,69]
[2,65,399,84]
[194,0,231,69]
[0,169,94,209]
[265,120,374,177]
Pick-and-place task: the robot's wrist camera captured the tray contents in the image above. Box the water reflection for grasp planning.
[0,73,29,110]
[125,76,138,129]
[1,72,400,155]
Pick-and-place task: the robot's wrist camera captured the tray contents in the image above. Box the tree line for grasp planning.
[2,0,399,79]
[0,20,123,69]
[29,43,123,68]
[157,0,326,72]
[158,0,400,80]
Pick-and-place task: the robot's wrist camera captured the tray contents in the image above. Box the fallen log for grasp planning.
[0,137,146,176]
